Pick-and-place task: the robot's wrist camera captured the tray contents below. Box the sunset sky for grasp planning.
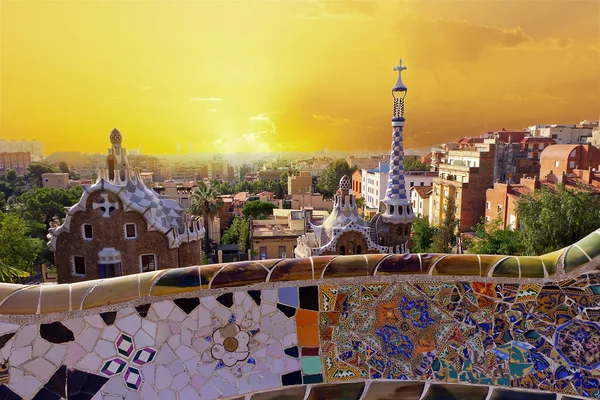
[1,0,599,155]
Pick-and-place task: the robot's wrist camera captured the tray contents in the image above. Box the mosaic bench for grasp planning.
[0,229,599,399]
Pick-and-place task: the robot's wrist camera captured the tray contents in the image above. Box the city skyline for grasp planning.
[1,0,599,155]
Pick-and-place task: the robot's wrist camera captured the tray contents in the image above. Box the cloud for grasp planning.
[303,0,377,19]
[191,97,223,102]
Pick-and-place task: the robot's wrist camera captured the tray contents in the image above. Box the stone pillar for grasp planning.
[217,250,223,264]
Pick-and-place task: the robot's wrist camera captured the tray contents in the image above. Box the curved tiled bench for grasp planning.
[0,230,599,399]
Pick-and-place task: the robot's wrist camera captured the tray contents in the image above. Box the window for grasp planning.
[260,246,267,260]
[444,189,449,197]
[420,182,424,186]
[72,256,86,276]
[485,216,490,223]
[82,224,93,240]
[455,192,460,199]
[497,204,502,213]
[278,246,286,258]
[569,161,575,168]
[486,201,491,210]
[435,187,439,195]
[410,182,414,187]
[554,161,560,168]
[125,223,137,239]
[140,254,157,272]
[100,263,122,279]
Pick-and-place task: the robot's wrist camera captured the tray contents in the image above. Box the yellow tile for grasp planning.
[150,267,201,296]
[0,286,41,315]
[39,284,70,314]
[139,270,166,297]
[70,280,102,311]
[82,275,140,310]
[0,283,25,306]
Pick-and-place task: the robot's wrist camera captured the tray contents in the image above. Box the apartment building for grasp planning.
[0,152,31,175]
[288,171,313,194]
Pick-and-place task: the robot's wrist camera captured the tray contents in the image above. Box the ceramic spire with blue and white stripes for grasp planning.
[379,59,415,225]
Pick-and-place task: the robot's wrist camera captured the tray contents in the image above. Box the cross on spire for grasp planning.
[392,59,407,92]
[394,59,407,73]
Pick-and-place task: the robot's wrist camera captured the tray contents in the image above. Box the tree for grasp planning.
[189,182,225,255]
[220,216,250,252]
[411,216,436,253]
[27,162,58,187]
[58,161,70,174]
[466,217,524,255]
[404,156,430,172]
[14,187,81,237]
[516,184,600,255]
[430,196,459,253]
[0,193,5,213]
[242,200,276,220]
[316,159,356,198]
[0,213,43,282]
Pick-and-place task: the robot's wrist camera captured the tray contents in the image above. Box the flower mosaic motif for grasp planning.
[210,323,250,367]
[100,333,157,390]
[556,320,600,370]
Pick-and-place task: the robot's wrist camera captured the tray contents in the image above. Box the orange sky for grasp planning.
[1,0,599,155]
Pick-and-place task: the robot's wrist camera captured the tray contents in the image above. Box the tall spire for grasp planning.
[379,59,414,225]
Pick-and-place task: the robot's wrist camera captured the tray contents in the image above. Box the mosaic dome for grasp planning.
[110,128,122,146]
[339,175,351,191]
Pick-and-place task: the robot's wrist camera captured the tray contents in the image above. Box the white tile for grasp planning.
[233,291,246,306]
[10,346,32,367]
[200,296,218,310]
[182,316,198,331]
[102,375,128,395]
[78,326,101,351]
[184,356,200,377]
[272,312,286,324]
[155,321,171,347]
[64,341,86,365]
[213,306,231,324]
[262,290,277,304]
[125,390,141,400]
[179,385,202,400]
[8,367,23,384]
[0,322,20,336]
[23,357,57,381]
[14,325,37,347]
[75,353,102,372]
[8,375,43,399]
[141,320,157,338]
[155,345,178,366]
[134,329,154,348]
[45,344,67,367]
[196,306,211,329]
[282,333,297,348]
[94,339,116,359]
[64,317,86,336]
[140,363,155,386]
[192,338,211,354]
[170,372,190,391]
[145,307,160,322]
[181,328,193,347]
[84,315,104,329]
[157,389,176,400]
[101,325,119,341]
[174,345,195,362]
[167,334,181,350]
[139,384,160,400]
[117,306,136,318]
[154,365,173,390]
[115,314,142,336]
[168,307,186,323]
[152,301,174,320]
[198,382,219,400]
[260,303,277,316]
[0,337,13,360]
[168,359,185,376]
[32,337,51,357]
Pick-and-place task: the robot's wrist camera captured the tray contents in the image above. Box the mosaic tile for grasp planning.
[39,322,74,344]
[574,232,600,261]
[363,381,425,400]
[0,286,41,315]
[307,382,365,400]
[492,257,520,277]
[151,267,201,296]
[422,384,489,399]
[278,287,299,308]
[565,246,591,274]
[173,297,200,314]
[251,387,307,400]
[433,255,480,276]
[210,262,269,288]
[324,255,370,278]
[100,311,118,326]
[269,258,314,282]
[82,274,139,309]
[376,254,422,275]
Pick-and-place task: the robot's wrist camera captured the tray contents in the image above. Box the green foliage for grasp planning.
[14,187,81,234]
[356,197,365,210]
[0,192,5,213]
[242,200,276,220]
[516,184,600,255]
[220,216,250,252]
[208,179,287,199]
[404,156,430,172]
[411,216,436,253]
[0,170,28,198]
[316,159,356,198]
[430,196,459,253]
[27,162,58,187]
[58,161,70,174]
[0,213,43,281]
[466,217,524,255]
[189,182,225,254]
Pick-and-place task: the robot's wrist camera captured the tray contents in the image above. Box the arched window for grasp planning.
[356,245,362,254]
[390,205,395,214]
[399,206,403,215]
[340,246,346,255]
[107,157,115,180]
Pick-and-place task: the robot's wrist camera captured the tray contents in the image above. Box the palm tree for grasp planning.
[189,182,225,256]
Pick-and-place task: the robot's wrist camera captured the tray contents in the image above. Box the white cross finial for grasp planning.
[394,59,407,73]
[93,193,119,218]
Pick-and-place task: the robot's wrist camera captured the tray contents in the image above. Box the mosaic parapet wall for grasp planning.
[0,231,598,398]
